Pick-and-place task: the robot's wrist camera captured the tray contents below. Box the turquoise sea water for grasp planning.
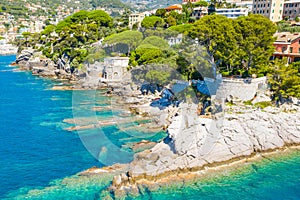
[1,55,300,199]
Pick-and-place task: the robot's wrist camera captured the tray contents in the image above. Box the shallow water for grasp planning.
[1,55,300,199]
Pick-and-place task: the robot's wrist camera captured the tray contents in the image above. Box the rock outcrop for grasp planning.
[15,49,77,80]
[110,103,300,195]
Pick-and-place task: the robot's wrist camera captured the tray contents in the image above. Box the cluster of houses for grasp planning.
[129,0,300,28]
[129,0,254,29]
[0,2,85,43]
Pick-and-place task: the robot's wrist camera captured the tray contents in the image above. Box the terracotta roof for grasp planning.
[165,4,182,10]
[274,32,300,43]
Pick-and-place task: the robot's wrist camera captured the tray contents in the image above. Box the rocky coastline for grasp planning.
[100,102,300,199]
[11,49,300,199]
[12,49,88,82]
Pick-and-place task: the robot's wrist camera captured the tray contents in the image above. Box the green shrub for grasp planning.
[243,100,253,106]
[221,71,230,77]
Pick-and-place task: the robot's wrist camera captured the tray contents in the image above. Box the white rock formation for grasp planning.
[121,103,300,180]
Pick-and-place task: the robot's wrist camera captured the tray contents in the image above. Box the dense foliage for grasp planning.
[189,14,277,77]
[19,10,114,69]
[15,9,300,99]
[267,59,300,100]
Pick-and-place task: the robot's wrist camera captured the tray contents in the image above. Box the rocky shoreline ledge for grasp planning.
[83,102,300,199]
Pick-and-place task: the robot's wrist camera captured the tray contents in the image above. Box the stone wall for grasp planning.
[200,76,268,101]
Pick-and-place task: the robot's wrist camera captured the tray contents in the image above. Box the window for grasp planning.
[267,10,269,13]
[299,40,300,44]
[290,47,293,53]
[280,10,282,14]
[272,9,274,13]
[298,48,300,53]
[282,47,286,52]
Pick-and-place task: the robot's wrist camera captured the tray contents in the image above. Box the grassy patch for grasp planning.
[254,101,272,109]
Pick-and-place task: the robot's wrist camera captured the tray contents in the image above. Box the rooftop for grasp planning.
[165,4,182,11]
[274,32,300,43]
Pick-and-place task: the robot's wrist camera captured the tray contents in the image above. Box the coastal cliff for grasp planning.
[107,102,300,197]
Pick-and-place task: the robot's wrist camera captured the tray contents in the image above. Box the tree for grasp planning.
[234,14,277,73]
[168,24,193,34]
[140,36,169,50]
[145,70,171,85]
[182,2,194,23]
[194,1,209,7]
[155,9,166,18]
[267,59,300,101]
[166,16,177,27]
[22,32,31,47]
[189,15,237,72]
[295,16,300,22]
[103,30,143,54]
[141,16,164,29]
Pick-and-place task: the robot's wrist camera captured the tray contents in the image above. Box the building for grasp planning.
[102,57,130,81]
[252,0,284,22]
[191,6,208,20]
[165,4,183,14]
[167,34,183,46]
[236,1,253,11]
[272,32,300,63]
[129,12,151,29]
[215,8,249,18]
[283,0,300,20]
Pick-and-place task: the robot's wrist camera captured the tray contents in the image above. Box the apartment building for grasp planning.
[252,0,284,22]
[216,8,249,18]
[129,11,151,29]
[283,0,300,20]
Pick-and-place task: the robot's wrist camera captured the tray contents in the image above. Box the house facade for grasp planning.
[102,57,130,81]
[272,32,300,63]
[252,0,284,22]
[191,7,208,20]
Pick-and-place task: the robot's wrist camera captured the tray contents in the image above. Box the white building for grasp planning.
[215,8,249,18]
[236,1,253,11]
[102,57,130,81]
